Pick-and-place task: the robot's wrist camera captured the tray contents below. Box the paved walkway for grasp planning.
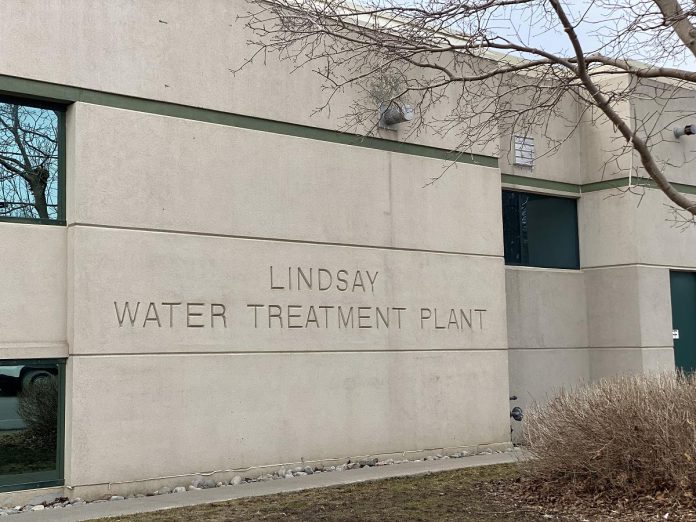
[15,451,521,522]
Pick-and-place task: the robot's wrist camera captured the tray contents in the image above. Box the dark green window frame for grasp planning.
[0,94,67,226]
[502,189,580,270]
[0,358,65,492]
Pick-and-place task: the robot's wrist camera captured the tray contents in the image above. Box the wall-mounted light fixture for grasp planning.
[378,102,414,130]
[674,124,695,138]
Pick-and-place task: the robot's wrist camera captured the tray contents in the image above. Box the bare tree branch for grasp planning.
[239,0,696,216]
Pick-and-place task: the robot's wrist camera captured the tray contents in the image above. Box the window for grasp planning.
[502,190,580,269]
[0,96,65,224]
[0,359,64,491]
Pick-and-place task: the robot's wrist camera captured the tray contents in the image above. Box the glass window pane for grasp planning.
[525,194,579,269]
[0,101,61,221]
[502,190,580,269]
[0,362,61,486]
[502,190,523,264]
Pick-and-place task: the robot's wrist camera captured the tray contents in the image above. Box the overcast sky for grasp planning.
[484,0,696,69]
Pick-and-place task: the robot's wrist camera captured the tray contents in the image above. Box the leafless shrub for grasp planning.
[522,371,696,503]
[17,377,58,446]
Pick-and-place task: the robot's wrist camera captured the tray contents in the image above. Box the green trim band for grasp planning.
[0,217,66,226]
[504,174,696,196]
[6,74,696,197]
[581,178,629,193]
[0,74,497,168]
[582,176,696,195]
[501,174,580,194]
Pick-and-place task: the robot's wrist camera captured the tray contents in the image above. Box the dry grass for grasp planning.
[522,371,696,505]
[96,464,544,522]
[93,461,696,521]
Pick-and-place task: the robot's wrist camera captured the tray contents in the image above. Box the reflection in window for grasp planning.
[0,361,62,489]
[502,190,580,269]
[0,99,62,221]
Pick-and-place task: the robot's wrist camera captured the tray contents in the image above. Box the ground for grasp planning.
[97,465,534,522]
[92,463,696,522]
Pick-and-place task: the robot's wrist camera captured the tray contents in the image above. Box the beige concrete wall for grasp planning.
[0,67,511,495]
[590,347,674,380]
[508,348,590,404]
[585,265,675,376]
[578,189,639,268]
[505,262,677,429]
[0,223,67,359]
[65,350,510,485]
[580,187,696,269]
[0,0,498,156]
[506,267,587,350]
[2,0,694,497]
[57,95,510,488]
[505,267,589,441]
[68,226,507,356]
[577,76,696,187]
[499,87,583,185]
[68,103,502,255]
[631,80,696,186]
[0,67,511,496]
[584,265,672,350]
[575,82,696,381]
[631,189,696,268]
[578,95,633,185]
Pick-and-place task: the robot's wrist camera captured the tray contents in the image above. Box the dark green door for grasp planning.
[670,271,696,373]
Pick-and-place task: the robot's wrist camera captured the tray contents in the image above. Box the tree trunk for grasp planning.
[31,183,49,219]
[27,168,50,219]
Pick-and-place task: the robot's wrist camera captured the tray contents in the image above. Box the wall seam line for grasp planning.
[67,222,505,258]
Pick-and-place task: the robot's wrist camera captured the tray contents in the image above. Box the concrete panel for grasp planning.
[69,103,501,255]
[388,153,503,254]
[0,223,66,349]
[585,266,642,348]
[589,348,643,380]
[580,188,696,269]
[508,347,590,442]
[505,267,587,349]
[577,74,634,184]
[579,108,633,184]
[508,348,590,406]
[632,189,696,268]
[585,265,674,349]
[640,346,675,373]
[68,226,507,355]
[636,266,673,348]
[578,190,640,268]
[631,80,696,187]
[64,350,511,485]
[589,347,674,380]
[0,343,68,360]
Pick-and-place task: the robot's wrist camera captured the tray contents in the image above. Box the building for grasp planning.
[0,0,693,502]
